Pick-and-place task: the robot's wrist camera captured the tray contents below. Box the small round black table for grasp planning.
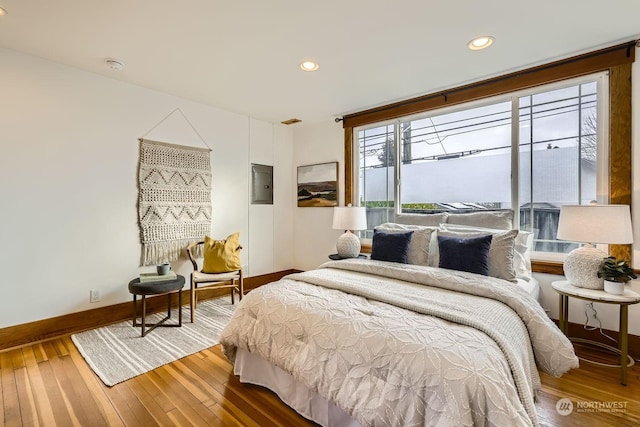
[128,275,185,337]
[328,254,368,260]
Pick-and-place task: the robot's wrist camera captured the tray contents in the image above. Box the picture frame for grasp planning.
[297,161,338,207]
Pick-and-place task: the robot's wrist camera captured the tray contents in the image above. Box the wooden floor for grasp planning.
[2,336,640,427]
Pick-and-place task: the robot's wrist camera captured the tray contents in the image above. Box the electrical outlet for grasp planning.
[90,289,101,303]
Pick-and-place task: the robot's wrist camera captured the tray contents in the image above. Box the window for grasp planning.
[518,80,606,256]
[356,75,608,255]
[344,42,633,271]
[358,124,395,238]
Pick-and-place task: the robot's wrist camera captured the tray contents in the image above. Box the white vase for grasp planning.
[336,230,361,258]
[563,245,606,289]
[603,280,625,295]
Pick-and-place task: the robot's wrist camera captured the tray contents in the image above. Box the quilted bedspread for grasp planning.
[220,260,578,427]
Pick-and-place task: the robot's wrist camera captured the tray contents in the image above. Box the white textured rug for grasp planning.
[71,297,235,386]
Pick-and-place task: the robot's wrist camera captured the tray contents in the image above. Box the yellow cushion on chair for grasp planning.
[202,233,242,273]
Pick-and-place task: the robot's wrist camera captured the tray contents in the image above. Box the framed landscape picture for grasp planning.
[297,162,338,207]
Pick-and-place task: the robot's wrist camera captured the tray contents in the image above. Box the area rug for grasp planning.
[71,297,235,386]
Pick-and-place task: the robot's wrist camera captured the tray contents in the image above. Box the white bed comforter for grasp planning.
[220,260,578,427]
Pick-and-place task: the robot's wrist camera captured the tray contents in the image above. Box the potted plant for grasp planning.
[597,256,637,295]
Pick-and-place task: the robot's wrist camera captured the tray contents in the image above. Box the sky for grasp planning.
[359,79,599,168]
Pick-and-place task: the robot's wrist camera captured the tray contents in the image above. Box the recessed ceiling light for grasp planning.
[300,60,319,72]
[105,58,125,71]
[0,7,8,16]
[468,36,494,50]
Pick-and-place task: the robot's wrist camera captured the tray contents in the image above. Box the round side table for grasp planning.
[552,280,640,385]
[128,275,185,337]
[328,254,368,260]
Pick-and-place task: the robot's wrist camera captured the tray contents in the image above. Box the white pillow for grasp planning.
[436,228,518,283]
[441,223,533,281]
[446,210,514,230]
[375,223,436,267]
[513,231,534,281]
[395,213,448,227]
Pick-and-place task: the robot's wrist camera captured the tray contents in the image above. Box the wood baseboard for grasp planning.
[0,269,299,351]
[6,268,636,362]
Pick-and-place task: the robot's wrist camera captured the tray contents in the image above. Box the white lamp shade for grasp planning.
[332,206,367,231]
[557,204,633,244]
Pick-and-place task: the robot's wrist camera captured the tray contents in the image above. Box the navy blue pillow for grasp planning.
[437,234,492,276]
[371,229,414,264]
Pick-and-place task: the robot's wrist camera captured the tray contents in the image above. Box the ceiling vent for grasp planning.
[281,118,302,125]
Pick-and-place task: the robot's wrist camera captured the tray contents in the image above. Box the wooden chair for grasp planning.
[186,241,243,323]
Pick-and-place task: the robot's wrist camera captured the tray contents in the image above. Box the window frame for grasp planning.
[343,42,634,275]
[355,74,608,259]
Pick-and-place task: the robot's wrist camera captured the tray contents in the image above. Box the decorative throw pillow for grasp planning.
[437,228,517,282]
[437,234,492,276]
[371,229,414,264]
[202,232,242,273]
[375,223,436,266]
[440,223,527,282]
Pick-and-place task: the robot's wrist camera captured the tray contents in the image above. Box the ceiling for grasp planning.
[1,1,639,126]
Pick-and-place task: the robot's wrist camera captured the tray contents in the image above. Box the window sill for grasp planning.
[531,260,564,275]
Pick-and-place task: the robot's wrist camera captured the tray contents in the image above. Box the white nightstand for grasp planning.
[552,280,640,385]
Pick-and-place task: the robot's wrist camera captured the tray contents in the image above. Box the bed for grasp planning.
[220,213,578,427]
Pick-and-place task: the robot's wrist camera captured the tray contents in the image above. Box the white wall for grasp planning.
[273,126,296,272]
[292,47,640,335]
[0,48,294,328]
[292,122,345,271]
[248,118,274,276]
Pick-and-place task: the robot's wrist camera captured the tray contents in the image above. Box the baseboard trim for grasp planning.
[0,269,299,351]
[8,270,635,361]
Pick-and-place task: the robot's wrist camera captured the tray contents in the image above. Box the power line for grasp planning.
[358,96,597,161]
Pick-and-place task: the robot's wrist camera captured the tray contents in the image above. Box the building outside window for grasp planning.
[356,74,608,256]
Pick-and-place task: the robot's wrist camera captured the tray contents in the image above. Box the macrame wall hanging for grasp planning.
[137,108,212,266]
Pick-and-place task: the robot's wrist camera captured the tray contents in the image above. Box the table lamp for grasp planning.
[557,204,633,289]
[332,204,367,258]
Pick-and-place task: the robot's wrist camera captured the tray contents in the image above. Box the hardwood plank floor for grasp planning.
[1,336,639,426]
